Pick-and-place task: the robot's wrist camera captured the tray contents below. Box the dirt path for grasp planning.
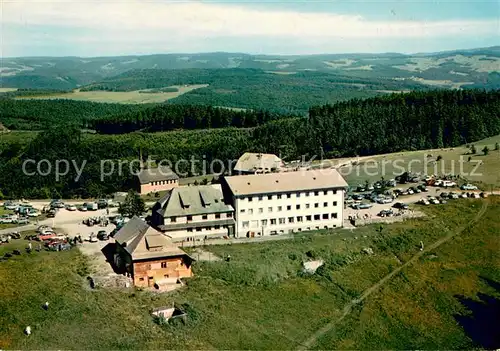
[296,200,490,350]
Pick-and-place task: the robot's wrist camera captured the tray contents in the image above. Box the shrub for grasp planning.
[288,253,298,261]
[437,155,443,161]
[482,146,490,155]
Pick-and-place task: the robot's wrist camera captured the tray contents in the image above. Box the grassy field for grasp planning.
[15,85,208,104]
[1,197,499,349]
[339,134,500,189]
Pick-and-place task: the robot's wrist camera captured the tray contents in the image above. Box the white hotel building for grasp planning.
[221,169,348,238]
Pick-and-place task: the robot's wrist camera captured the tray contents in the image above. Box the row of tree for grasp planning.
[0,89,498,199]
[90,105,296,134]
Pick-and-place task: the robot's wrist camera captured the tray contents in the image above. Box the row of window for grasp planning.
[241,213,338,228]
[240,202,338,214]
[186,225,229,232]
[246,189,338,202]
[150,179,177,186]
[171,213,232,222]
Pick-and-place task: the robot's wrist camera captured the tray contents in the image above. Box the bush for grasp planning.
[437,155,443,161]
[288,253,298,261]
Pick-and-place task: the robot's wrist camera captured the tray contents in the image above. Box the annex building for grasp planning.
[233,152,284,174]
[221,169,348,238]
[137,166,179,195]
[113,217,193,288]
[150,184,235,243]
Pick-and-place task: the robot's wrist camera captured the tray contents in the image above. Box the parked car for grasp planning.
[66,204,77,211]
[461,184,478,190]
[442,180,456,188]
[9,232,21,239]
[378,209,394,217]
[27,209,39,217]
[4,202,19,211]
[97,199,108,209]
[15,217,30,225]
[480,192,488,198]
[97,230,109,241]
[429,197,440,205]
[417,185,428,192]
[460,192,468,198]
[418,198,430,205]
[393,202,409,210]
[0,215,14,224]
[471,193,480,199]
[88,233,98,243]
[440,192,449,198]
[78,205,88,212]
[353,203,373,210]
[46,211,55,218]
[87,202,98,211]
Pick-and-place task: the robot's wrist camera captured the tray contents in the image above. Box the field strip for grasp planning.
[296,200,490,350]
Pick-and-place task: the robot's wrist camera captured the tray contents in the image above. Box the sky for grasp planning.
[1,0,499,57]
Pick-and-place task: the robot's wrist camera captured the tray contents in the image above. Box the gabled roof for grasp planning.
[114,216,188,261]
[155,184,234,218]
[234,153,283,173]
[223,169,348,196]
[137,166,179,184]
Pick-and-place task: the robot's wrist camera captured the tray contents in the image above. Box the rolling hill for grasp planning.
[1,47,499,90]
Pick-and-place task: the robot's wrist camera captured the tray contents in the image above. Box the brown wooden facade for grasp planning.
[132,255,193,288]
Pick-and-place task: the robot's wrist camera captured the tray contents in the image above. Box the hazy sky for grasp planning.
[2,0,499,57]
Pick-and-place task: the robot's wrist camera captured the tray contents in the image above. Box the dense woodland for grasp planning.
[0,98,152,130]
[90,105,296,133]
[0,89,499,199]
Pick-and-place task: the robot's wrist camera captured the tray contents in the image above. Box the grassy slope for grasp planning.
[1,198,499,349]
[341,134,500,189]
[16,85,208,104]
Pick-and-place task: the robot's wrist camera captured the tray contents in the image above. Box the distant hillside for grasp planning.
[1,46,499,90]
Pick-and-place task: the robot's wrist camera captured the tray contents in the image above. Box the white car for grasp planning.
[442,181,456,187]
[429,198,440,205]
[27,210,39,217]
[66,204,77,211]
[461,184,478,191]
[418,198,430,205]
[460,193,468,198]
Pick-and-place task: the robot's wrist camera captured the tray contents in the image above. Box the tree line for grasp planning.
[90,104,297,134]
[0,89,498,199]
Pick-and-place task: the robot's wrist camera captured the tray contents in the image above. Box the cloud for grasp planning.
[3,0,498,39]
[2,0,498,56]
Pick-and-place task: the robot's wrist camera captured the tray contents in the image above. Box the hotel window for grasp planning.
[161,262,167,268]
[324,190,328,195]
[258,196,263,201]
[261,219,268,226]
[196,228,202,232]
[214,225,221,229]
[279,218,286,224]
[297,216,303,222]
[306,215,312,221]
[278,206,282,212]
[268,207,273,212]
[314,214,321,220]
[248,209,253,215]
[314,203,319,208]
[270,219,277,225]
[287,205,291,211]
[305,192,310,197]
[139,278,144,281]
[314,191,319,196]
[242,221,249,228]
[323,202,328,207]
[215,214,221,219]
[248,197,253,202]
[296,192,301,198]
[287,193,291,199]
[240,209,246,213]
[227,213,233,218]
[170,217,177,223]
[288,217,294,223]
[268,195,273,200]
[331,213,338,219]
[187,228,193,232]
[296,204,300,210]
[333,190,337,194]
[202,214,208,220]
[333,201,338,206]
[277,194,282,199]
[322,213,329,219]
[259,208,263,214]
[187,215,192,221]
[306,204,310,209]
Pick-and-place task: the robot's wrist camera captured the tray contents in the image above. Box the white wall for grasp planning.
[233,188,344,238]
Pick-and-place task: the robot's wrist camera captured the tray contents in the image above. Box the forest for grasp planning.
[90,104,297,133]
[0,98,153,130]
[0,89,499,199]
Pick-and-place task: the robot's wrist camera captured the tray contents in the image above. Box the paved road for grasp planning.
[296,199,490,350]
